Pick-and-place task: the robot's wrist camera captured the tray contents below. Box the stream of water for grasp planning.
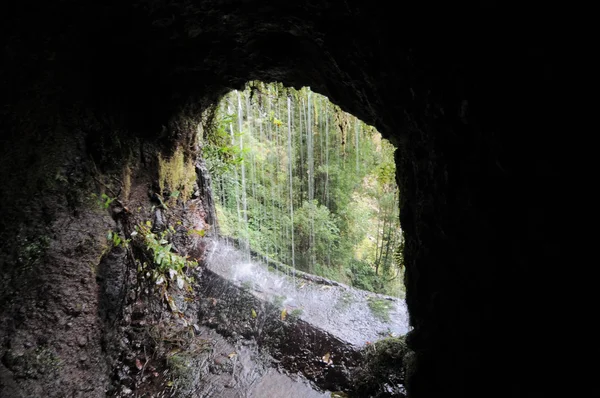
[204,239,410,347]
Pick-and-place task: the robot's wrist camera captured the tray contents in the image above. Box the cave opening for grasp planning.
[201,82,405,298]
[178,81,412,396]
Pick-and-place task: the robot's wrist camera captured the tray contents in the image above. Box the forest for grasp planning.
[203,82,405,297]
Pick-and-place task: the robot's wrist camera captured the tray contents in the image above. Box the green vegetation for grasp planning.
[3,346,63,379]
[158,147,196,203]
[271,295,286,309]
[288,308,303,322]
[90,192,116,210]
[367,297,394,322]
[107,230,129,248]
[204,82,405,296]
[132,221,198,290]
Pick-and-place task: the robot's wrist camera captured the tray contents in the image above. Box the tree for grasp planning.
[203,82,405,296]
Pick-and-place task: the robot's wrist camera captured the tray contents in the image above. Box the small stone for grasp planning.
[77,335,87,347]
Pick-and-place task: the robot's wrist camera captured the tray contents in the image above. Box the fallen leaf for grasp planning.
[322,352,332,364]
[136,358,143,370]
[228,352,237,359]
[281,308,287,321]
[251,308,257,318]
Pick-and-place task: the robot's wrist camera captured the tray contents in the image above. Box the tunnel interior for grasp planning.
[0,1,567,397]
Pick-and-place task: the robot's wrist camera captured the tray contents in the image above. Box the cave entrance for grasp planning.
[203,82,405,299]
[194,82,410,396]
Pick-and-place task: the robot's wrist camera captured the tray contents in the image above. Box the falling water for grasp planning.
[325,103,331,268]
[355,118,360,174]
[229,102,242,246]
[287,96,296,285]
[237,90,250,260]
[307,90,315,271]
[206,83,403,302]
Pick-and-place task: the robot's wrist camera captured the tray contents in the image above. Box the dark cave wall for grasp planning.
[1,1,567,397]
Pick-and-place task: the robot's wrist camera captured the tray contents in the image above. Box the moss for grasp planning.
[17,235,50,270]
[241,280,253,290]
[158,147,196,202]
[3,346,63,379]
[271,295,286,309]
[352,336,409,397]
[122,164,132,202]
[367,297,394,322]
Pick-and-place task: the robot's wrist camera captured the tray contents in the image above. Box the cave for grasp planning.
[0,1,572,398]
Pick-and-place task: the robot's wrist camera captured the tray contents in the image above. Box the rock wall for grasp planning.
[197,269,363,392]
[0,1,569,397]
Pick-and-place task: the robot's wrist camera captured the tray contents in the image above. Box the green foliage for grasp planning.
[241,280,253,290]
[17,235,50,270]
[133,221,198,288]
[367,297,394,322]
[205,83,405,296]
[90,192,116,210]
[107,230,129,248]
[3,346,63,379]
[271,295,286,309]
[187,228,206,237]
[158,147,196,201]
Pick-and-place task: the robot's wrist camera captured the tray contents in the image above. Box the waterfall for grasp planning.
[355,118,360,174]
[325,102,331,268]
[307,90,315,271]
[229,101,242,247]
[204,83,402,297]
[287,96,296,285]
[325,102,329,208]
[237,91,250,260]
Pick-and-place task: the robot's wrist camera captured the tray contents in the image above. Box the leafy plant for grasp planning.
[271,295,285,309]
[187,228,206,237]
[288,308,303,322]
[133,221,198,289]
[205,83,405,296]
[107,230,129,248]
[91,192,116,210]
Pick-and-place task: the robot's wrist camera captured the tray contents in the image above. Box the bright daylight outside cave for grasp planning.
[192,82,410,397]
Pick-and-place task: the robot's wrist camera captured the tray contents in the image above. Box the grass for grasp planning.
[367,297,394,322]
